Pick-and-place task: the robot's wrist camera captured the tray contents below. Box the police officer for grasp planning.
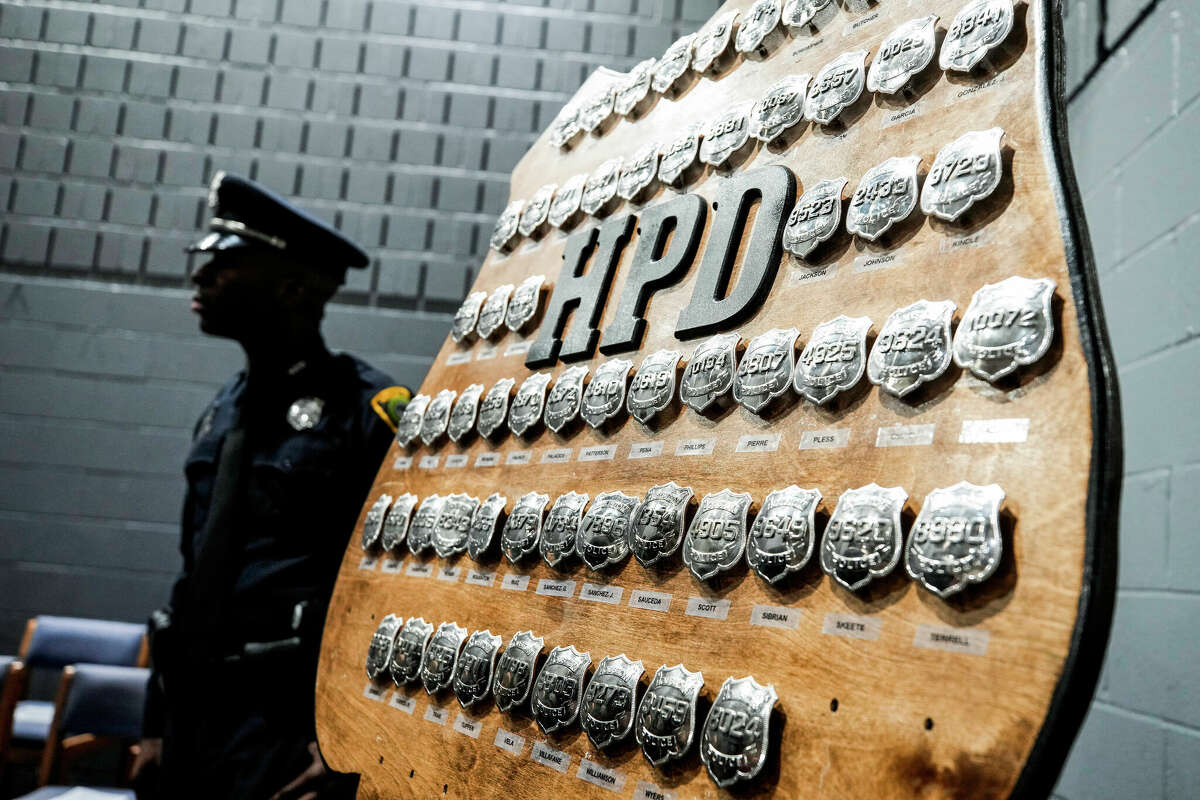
[134,173,410,798]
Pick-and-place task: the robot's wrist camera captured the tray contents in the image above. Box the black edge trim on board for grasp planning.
[1010,1,1123,799]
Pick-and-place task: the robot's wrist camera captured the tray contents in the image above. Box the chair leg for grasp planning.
[37,666,75,787]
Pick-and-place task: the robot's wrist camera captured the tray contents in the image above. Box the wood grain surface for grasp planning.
[316,1,1111,797]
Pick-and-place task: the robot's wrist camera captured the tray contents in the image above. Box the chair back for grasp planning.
[23,617,146,669]
[59,665,149,739]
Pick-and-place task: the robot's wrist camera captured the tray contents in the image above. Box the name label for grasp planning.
[852,252,904,274]
[447,351,472,365]
[475,451,501,467]
[675,437,716,457]
[634,780,678,800]
[536,579,577,598]
[736,433,781,453]
[876,423,936,447]
[629,589,672,612]
[363,683,386,701]
[685,596,731,620]
[578,444,617,462]
[939,229,994,253]
[405,562,433,578]
[418,455,440,469]
[505,340,532,357]
[798,428,851,450]
[577,759,626,793]
[506,450,532,465]
[453,712,482,739]
[424,704,449,725]
[445,453,468,469]
[580,583,624,605]
[541,447,573,464]
[476,344,498,361]
[494,727,525,756]
[393,456,413,470]
[843,10,881,36]
[628,441,664,459]
[465,569,497,587]
[437,566,461,583]
[357,555,378,571]
[530,741,571,773]
[913,624,989,656]
[788,263,838,286]
[388,692,416,713]
[380,558,403,574]
[822,612,882,641]
[880,99,927,130]
[501,573,531,592]
[945,72,1007,106]
[959,418,1030,444]
[750,604,800,629]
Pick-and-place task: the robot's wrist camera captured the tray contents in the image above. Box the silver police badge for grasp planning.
[652,34,695,94]
[636,664,704,766]
[692,11,739,74]
[805,50,868,125]
[544,365,588,433]
[493,630,544,713]
[360,493,392,551]
[735,0,783,56]
[540,490,589,569]
[389,616,434,686]
[548,104,581,150]
[532,645,591,735]
[615,59,657,117]
[847,154,922,241]
[658,124,703,185]
[627,349,681,424]
[783,177,846,260]
[501,491,550,564]
[581,358,632,428]
[548,174,586,229]
[506,274,545,333]
[734,328,799,414]
[467,492,506,562]
[453,629,502,708]
[906,482,1005,598]
[366,613,401,682]
[751,74,810,143]
[581,157,623,216]
[684,489,752,581]
[701,676,778,787]
[476,284,513,340]
[395,393,429,448]
[420,621,468,695]
[617,142,661,202]
[582,654,644,748]
[381,492,417,552]
[794,315,871,404]
[433,492,480,558]
[681,333,739,413]
[579,83,617,135]
[286,397,323,431]
[407,494,444,556]
[630,482,694,568]
[940,0,1015,72]
[447,383,483,443]
[953,276,1056,381]
[518,184,556,237]
[783,0,833,31]
[867,15,939,94]
[490,199,523,253]
[476,378,514,439]
[868,299,956,397]
[419,388,456,446]
[509,372,552,437]
[578,490,638,571]
[451,291,486,343]
[921,128,1006,222]
[747,485,822,583]
[700,104,753,168]
[820,483,907,591]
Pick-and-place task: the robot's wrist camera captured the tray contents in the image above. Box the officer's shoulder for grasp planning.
[332,354,411,433]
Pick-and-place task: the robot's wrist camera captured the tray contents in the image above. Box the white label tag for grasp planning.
[822,612,882,641]
[475,451,501,467]
[500,573,530,592]
[790,37,825,60]
[628,441,664,459]
[447,351,472,365]
[453,712,482,739]
[736,433,781,453]
[530,741,571,773]
[476,344,498,361]
[876,423,936,447]
[959,418,1030,444]
[358,555,378,571]
[393,456,413,470]
[577,759,625,793]
[685,597,730,619]
[580,583,624,605]
[418,455,440,469]
[505,340,532,357]
[880,98,927,129]
[541,447,572,464]
[424,704,449,725]
[944,72,1007,106]
[913,624,989,656]
[578,444,617,462]
[536,578,577,598]
[939,229,994,253]
[436,566,461,583]
[675,437,716,456]
[506,450,532,465]
[629,589,672,613]
[388,692,416,713]
[633,780,678,800]
[798,428,851,450]
[380,558,403,574]
[465,569,496,587]
[852,252,904,274]
[405,561,433,578]
[749,604,800,629]
[787,262,838,286]
[843,9,881,35]
[363,683,386,702]
[445,453,468,469]
[493,727,525,756]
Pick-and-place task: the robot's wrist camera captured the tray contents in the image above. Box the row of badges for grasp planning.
[366,619,776,787]
[451,274,544,344]
[410,276,1055,446]
[362,480,1006,599]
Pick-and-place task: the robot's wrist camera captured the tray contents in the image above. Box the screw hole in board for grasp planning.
[409,770,415,778]
[924,717,934,731]
[830,698,838,712]
[712,201,719,210]
[378,756,383,765]
[443,784,448,794]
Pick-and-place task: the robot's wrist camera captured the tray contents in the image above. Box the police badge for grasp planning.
[548,175,586,229]
[394,393,428,448]
[453,629,503,708]
[467,492,507,562]
[493,630,544,714]
[793,315,871,405]
[447,383,483,443]
[419,389,455,446]
[518,184,556,238]
[747,485,822,583]
[577,490,639,571]
[580,358,632,428]
[635,664,704,766]
[701,676,778,787]
[805,50,867,125]
[539,491,589,569]
[691,10,739,74]
[627,349,681,424]
[532,645,591,735]
[783,177,847,260]
[867,15,940,95]
[681,333,739,413]
[906,482,1006,598]
[366,613,401,682]
[700,104,754,169]
[614,59,656,118]
[578,83,617,135]
[433,493,480,559]
[407,494,444,556]
[501,491,550,564]
[657,124,703,186]
[921,128,1006,222]
[630,482,694,568]
[581,157,623,216]
[360,493,392,551]
[420,621,468,695]
[847,155,922,241]
[734,328,799,414]
[751,74,810,144]
[782,0,832,32]
[476,284,513,340]
[548,104,581,151]
[543,365,588,434]
[617,142,661,202]
[652,34,695,94]
[684,490,752,581]
[581,654,644,748]
[509,372,552,437]
[380,492,417,552]
[868,299,956,397]
[476,378,514,440]
[820,483,908,591]
[954,276,1056,381]
[451,291,486,343]
[388,617,434,686]
[735,0,784,57]
[490,199,523,253]
[939,0,1015,72]
[506,274,545,333]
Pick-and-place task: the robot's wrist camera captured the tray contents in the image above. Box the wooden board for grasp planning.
[315,1,1121,797]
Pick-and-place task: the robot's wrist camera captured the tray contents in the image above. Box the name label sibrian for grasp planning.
[633,780,678,800]
[530,741,571,773]
[913,624,989,656]
[393,456,413,470]
[424,705,449,725]
[465,569,497,587]
[736,433,781,453]
[405,562,433,578]
[580,583,624,605]
[436,566,461,583]
[628,441,664,459]
[685,596,731,620]
[959,418,1030,444]
[629,589,672,612]
[475,452,501,467]
[536,579,577,598]
[506,450,532,465]
[363,683,386,702]
[380,558,403,574]
[388,692,416,713]
[675,437,716,457]
[493,727,525,756]
[875,423,936,448]
[798,427,852,450]
[453,712,482,739]
[750,604,800,629]
[578,444,617,461]
[445,453,468,469]
[577,759,626,793]
[822,612,882,641]
[500,573,531,592]
[418,455,440,469]
[541,447,573,464]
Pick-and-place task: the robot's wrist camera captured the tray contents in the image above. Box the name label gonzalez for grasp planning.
[506,450,532,465]
[504,340,532,357]
[500,573,530,592]
[788,262,838,286]
[634,780,678,800]
[405,561,433,578]
[393,456,413,470]
[536,579,577,598]
[852,252,904,274]
[580,583,624,605]
[362,683,386,701]
[453,712,482,739]
[493,727,525,756]
[476,344,498,361]
[444,453,468,469]
[541,447,573,464]
[475,451,501,467]
[736,433,781,453]
[530,741,571,773]
[945,72,1007,106]
[750,604,800,629]
[380,558,403,574]
[798,428,851,450]
[629,441,664,459]
[465,569,496,587]
[686,596,731,620]
[913,624,990,656]
[675,437,716,457]
[960,418,1030,444]
[424,704,449,725]
[822,612,882,641]
[447,351,472,366]
[629,589,672,612]
[388,692,416,713]
[418,455,440,469]
[577,759,626,793]
[436,566,461,583]
[876,423,936,447]
[357,555,378,571]
[578,444,617,462]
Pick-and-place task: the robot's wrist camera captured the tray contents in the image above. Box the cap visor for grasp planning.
[185,232,252,254]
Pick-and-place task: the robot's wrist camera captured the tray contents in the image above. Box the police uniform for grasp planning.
[143,174,409,798]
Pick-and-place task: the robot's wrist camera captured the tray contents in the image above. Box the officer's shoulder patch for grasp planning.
[371,385,413,432]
